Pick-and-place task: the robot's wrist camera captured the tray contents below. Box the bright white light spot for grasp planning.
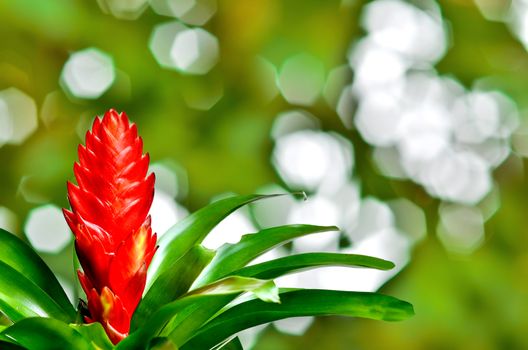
[278,53,325,106]
[397,105,452,162]
[452,92,500,144]
[424,150,492,205]
[362,0,446,63]
[149,190,189,236]
[289,196,341,252]
[60,48,115,99]
[272,130,353,193]
[271,109,320,140]
[355,91,402,146]
[149,21,188,69]
[0,87,38,145]
[25,205,71,253]
[330,181,361,235]
[350,40,408,89]
[277,228,411,293]
[322,228,411,292]
[437,204,484,254]
[462,138,510,168]
[170,28,219,74]
[347,197,394,243]
[202,211,256,250]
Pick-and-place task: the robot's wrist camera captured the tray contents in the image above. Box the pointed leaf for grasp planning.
[193,225,339,288]
[70,323,114,350]
[181,289,414,350]
[233,253,394,279]
[147,194,280,290]
[117,277,275,350]
[132,245,214,330]
[0,229,75,319]
[0,318,93,350]
[0,260,73,323]
[188,276,280,304]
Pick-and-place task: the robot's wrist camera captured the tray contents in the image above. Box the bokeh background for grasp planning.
[1,0,528,349]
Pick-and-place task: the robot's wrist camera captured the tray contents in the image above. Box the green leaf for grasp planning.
[0,318,93,350]
[213,337,243,350]
[193,224,339,288]
[146,194,280,291]
[148,337,178,350]
[188,276,280,304]
[0,260,74,323]
[0,340,26,350]
[132,245,214,331]
[70,323,114,350]
[117,277,276,350]
[0,229,76,319]
[233,253,394,280]
[181,289,414,350]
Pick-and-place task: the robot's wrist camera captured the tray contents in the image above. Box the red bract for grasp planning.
[63,109,157,344]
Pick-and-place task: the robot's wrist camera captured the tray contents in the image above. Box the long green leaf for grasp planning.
[0,261,74,323]
[193,224,339,288]
[132,245,214,330]
[0,229,76,319]
[146,194,280,291]
[117,277,276,350]
[0,318,93,350]
[233,253,394,280]
[181,289,415,350]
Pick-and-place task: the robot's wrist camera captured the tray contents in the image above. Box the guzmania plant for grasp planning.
[0,109,414,350]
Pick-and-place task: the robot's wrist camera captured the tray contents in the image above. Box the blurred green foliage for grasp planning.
[1,0,528,349]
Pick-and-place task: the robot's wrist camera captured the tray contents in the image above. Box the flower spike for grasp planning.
[64,109,157,344]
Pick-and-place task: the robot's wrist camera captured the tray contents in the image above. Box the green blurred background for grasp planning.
[1,0,528,349]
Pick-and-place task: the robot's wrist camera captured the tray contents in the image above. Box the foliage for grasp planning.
[0,194,413,349]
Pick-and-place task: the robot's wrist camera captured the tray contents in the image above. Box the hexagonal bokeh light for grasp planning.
[278,53,325,106]
[150,0,217,26]
[25,205,72,254]
[60,48,116,99]
[0,87,38,147]
[171,28,219,74]
[149,21,188,69]
[150,23,219,75]
[96,0,149,20]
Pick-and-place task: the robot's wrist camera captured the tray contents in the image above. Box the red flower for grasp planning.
[63,109,157,344]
